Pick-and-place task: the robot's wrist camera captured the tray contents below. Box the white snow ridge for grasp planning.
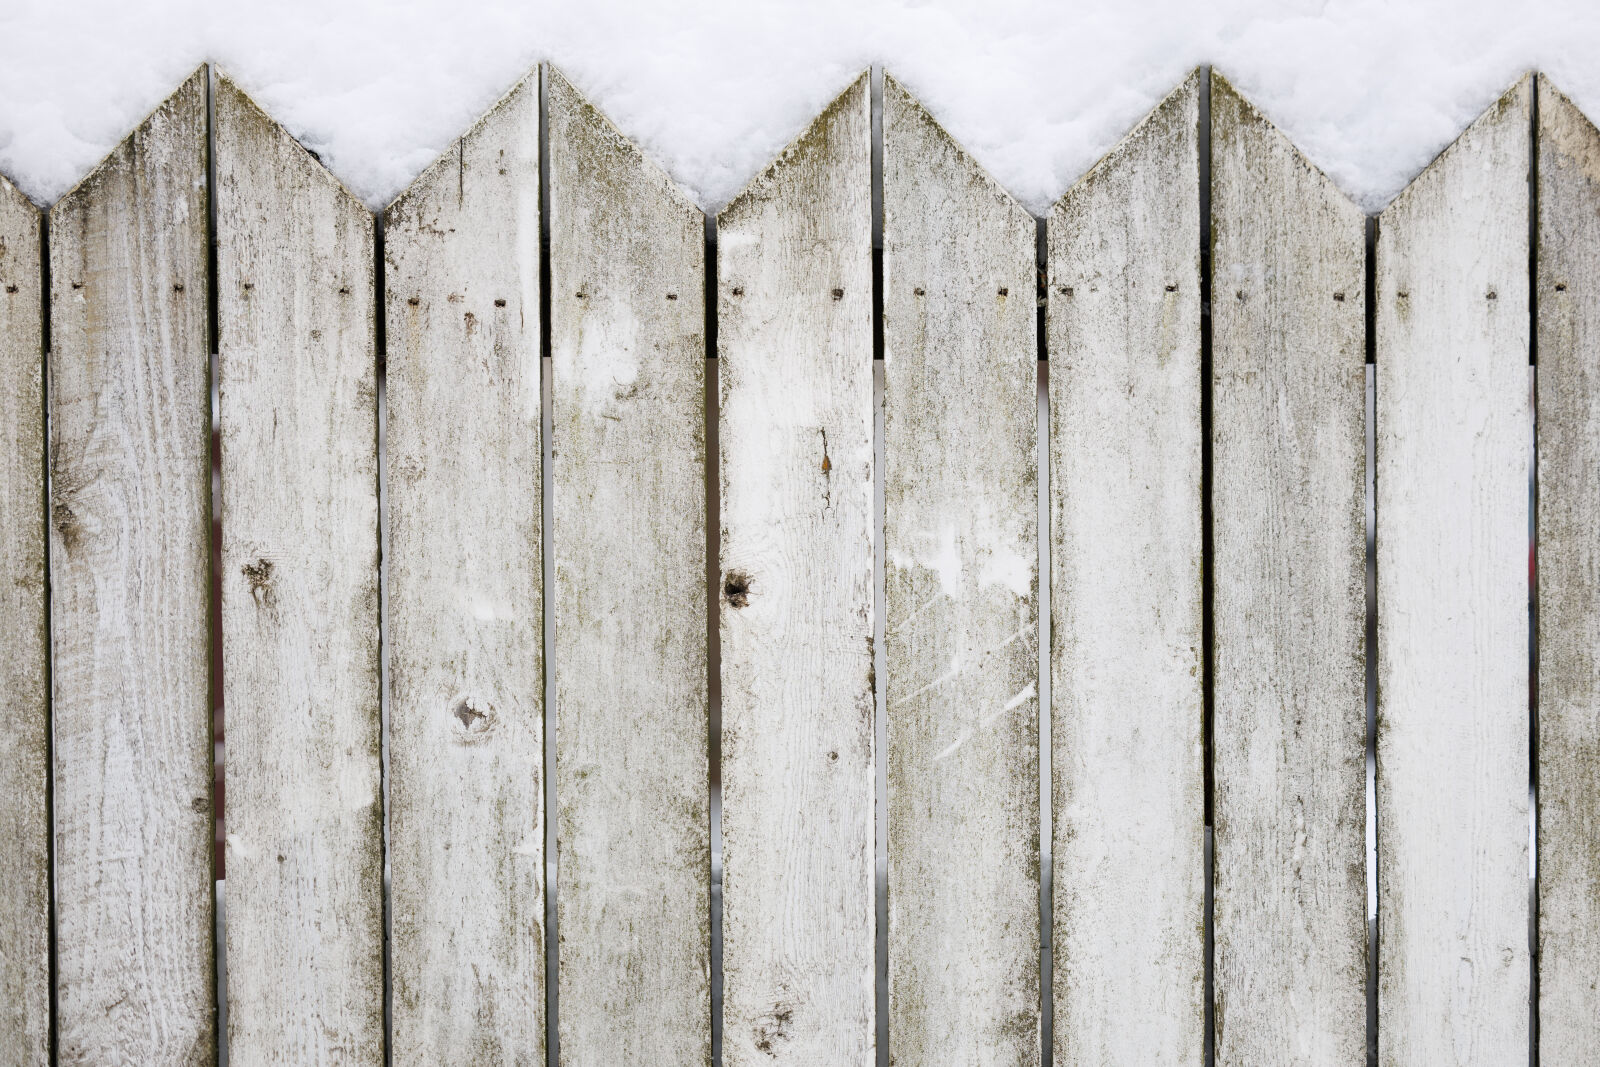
[1,0,1597,213]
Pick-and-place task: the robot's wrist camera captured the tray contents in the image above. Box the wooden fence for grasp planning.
[0,62,1592,1066]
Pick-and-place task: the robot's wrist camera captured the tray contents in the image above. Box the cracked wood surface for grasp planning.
[718,73,875,1067]
[216,72,384,1066]
[882,74,1040,1066]
[47,69,215,1067]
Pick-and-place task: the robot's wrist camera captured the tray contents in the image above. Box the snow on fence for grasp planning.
[0,62,1592,1066]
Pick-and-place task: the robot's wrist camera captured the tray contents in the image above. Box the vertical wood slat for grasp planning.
[215,73,383,1065]
[47,69,215,1066]
[0,172,47,1066]
[718,74,874,1066]
[384,74,543,1063]
[1536,78,1600,1063]
[1209,74,1368,1063]
[1376,77,1530,1065]
[547,68,709,1065]
[882,75,1040,1064]
[1049,71,1204,1067]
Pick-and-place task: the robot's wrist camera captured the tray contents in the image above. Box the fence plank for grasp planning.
[0,174,47,1066]
[1536,78,1600,1062]
[1209,74,1368,1063]
[384,73,543,1064]
[882,74,1039,1064]
[47,69,214,1066]
[215,73,383,1065]
[718,74,874,1066]
[1049,71,1203,1066]
[1376,77,1530,1064]
[547,68,709,1065]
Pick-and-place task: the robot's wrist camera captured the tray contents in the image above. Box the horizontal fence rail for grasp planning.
[0,62,1592,1066]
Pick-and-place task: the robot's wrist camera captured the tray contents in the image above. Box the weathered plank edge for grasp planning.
[547,64,711,1064]
[1534,73,1600,1066]
[213,68,384,1065]
[717,70,871,219]
[1048,67,1205,1067]
[0,165,48,1067]
[1209,67,1369,1065]
[382,68,545,1062]
[882,71,1042,1065]
[47,65,216,1065]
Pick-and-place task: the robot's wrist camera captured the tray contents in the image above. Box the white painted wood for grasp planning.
[881,74,1039,1065]
[0,172,47,1067]
[47,69,215,1067]
[1209,74,1368,1065]
[384,72,543,1065]
[718,74,874,1066]
[1049,71,1204,1067]
[1376,76,1530,1066]
[215,72,383,1066]
[547,68,709,1065]
[1536,77,1600,1063]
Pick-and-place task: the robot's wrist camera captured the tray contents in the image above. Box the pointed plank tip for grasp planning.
[1539,77,1600,186]
[883,70,1033,223]
[719,70,869,221]
[1051,68,1200,217]
[215,69,370,212]
[385,67,539,218]
[51,66,207,217]
[1383,73,1531,219]
[1212,69,1362,219]
[547,64,701,219]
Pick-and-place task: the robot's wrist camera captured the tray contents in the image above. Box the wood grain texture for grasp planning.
[1376,76,1530,1066]
[1209,74,1368,1065]
[215,72,383,1066]
[882,74,1039,1066]
[718,74,874,1067]
[0,172,47,1067]
[384,73,543,1065]
[1536,78,1600,1062]
[1049,71,1204,1067]
[547,68,709,1066]
[47,69,215,1067]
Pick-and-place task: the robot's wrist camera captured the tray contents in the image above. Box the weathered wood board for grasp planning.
[0,171,48,1067]
[47,68,215,1066]
[1209,73,1369,1064]
[547,68,710,1066]
[718,74,875,1066]
[215,72,384,1065]
[1536,78,1600,1064]
[1049,70,1204,1067]
[1376,77,1530,1065]
[385,72,544,1064]
[882,74,1040,1065]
